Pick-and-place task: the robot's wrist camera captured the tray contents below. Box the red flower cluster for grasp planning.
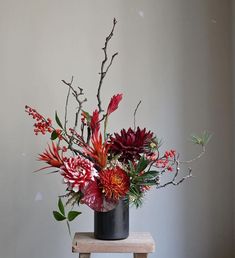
[156,149,176,172]
[25,105,52,135]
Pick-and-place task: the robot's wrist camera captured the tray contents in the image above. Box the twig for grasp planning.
[179,146,206,164]
[156,168,192,189]
[61,78,87,150]
[97,18,118,113]
[61,78,87,128]
[134,100,141,130]
[64,76,73,131]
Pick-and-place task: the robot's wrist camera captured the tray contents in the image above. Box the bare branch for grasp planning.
[61,78,87,129]
[134,100,141,130]
[156,168,192,189]
[97,18,118,113]
[64,76,73,131]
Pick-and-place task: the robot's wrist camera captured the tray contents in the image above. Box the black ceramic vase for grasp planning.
[94,198,129,240]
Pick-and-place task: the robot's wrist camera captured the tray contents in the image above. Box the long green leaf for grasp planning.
[53,211,66,221]
[55,111,63,129]
[136,157,149,174]
[67,211,82,222]
[58,198,65,216]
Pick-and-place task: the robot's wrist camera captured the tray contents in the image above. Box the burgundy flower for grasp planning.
[109,127,156,163]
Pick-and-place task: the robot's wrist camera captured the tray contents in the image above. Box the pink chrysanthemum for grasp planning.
[61,156,97,192]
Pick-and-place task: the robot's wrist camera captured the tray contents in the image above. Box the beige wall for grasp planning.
[0,1,233,258]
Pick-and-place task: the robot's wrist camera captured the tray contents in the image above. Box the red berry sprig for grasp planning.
[25,105,53,135]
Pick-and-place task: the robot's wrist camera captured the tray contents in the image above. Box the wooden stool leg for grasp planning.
[79,253,91,258]
[134,253,148,258]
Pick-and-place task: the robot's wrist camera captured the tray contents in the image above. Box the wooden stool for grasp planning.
[72,232,155,258]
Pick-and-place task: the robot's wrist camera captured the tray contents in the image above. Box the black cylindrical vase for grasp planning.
[94,198,129,240]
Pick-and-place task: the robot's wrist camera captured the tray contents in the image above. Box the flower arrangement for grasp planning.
[25,19,210,226]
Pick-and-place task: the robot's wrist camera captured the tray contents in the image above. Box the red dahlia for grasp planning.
[61,156,97,193]
[109,127,156,162]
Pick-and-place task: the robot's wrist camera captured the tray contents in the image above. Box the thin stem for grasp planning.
[134,100,141,130]
[64,76,73,131]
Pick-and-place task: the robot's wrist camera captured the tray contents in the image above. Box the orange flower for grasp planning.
[99,167,130,200]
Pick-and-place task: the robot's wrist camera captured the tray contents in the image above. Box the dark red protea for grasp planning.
[109,127,156,163]
[99,166,130,201]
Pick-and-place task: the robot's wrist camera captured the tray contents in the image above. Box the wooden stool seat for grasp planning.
[72,232,155,258]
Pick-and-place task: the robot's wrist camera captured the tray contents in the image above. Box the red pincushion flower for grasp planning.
[99,166,130,200]
[109,127,156,163]
[61,156,97,192]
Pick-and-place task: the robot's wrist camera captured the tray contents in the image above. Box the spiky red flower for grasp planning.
[61,156,97,192]
[90,109,100,134]
[107,94,123,115]
[99,167,130,200]
[83,132,110,169]
[109,127,156,163]
[38,142,64,170]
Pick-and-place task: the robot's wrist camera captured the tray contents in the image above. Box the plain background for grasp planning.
[0,0,234,258]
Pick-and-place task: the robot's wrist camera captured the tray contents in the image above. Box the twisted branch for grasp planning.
[97,18,118,113]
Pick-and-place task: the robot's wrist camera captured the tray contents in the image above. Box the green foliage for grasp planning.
[68,211,82,221]
[191,131,212,146]
[51,130,59,140]
[53,211,66,221]
[128,157,160,208]
[58,197,65,216]
[53,197,81,224]
[55,111,63,129]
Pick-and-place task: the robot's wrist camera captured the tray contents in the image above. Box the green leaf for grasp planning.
[81,110,91,123]
[55,111,63,129]
[67,211,82,222]
[58,198,65,216]
[53,211,66,221]
[51,130,58,140]
[191,131,212,146]
[136,157,149,174]
[138,170,159,180]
